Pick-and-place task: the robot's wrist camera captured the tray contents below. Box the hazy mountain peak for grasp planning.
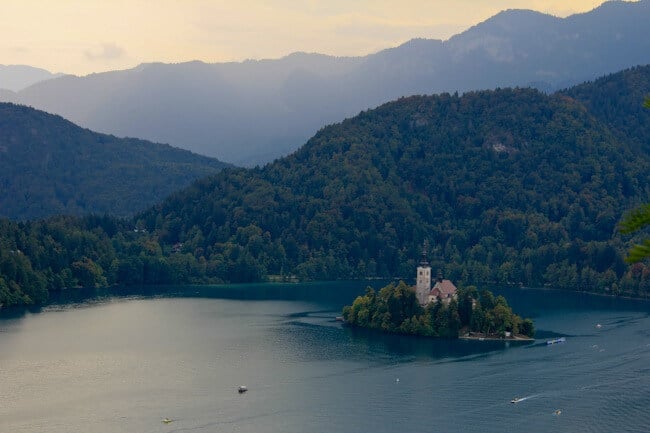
[592,0,648,13]
[450,8,559,43]
[2,1,648,166]
[0,64,63,92]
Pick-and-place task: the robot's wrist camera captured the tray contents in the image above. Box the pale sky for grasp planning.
[1,0,615,76]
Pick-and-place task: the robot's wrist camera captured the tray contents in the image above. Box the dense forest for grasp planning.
[1,66,649,308]
[0,215,215,306]
[560,65,650,153]
[0,103,229,220]
[342,282,535,339]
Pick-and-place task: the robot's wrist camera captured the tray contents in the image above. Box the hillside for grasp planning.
[1,1,648,166]
[0,103,229,220]
[1,67,650,308]
[560,65,650,152]
[135,83,649,291]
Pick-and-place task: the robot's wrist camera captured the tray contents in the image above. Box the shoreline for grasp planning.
[513,285,650,302]
[459,333,534,342]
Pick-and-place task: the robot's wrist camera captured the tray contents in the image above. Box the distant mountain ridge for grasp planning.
[0,103,229,220]
[2,0,649,165]
[0,65,63,92]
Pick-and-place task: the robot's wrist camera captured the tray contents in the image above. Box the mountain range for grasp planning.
[2,0,649,166]
[0,103,229,220]
[1,65,649,307]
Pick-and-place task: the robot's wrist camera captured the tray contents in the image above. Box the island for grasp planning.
[342,251,534,340]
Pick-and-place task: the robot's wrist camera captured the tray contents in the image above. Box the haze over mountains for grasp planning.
[2,0,649,166]
[0,65,63,92]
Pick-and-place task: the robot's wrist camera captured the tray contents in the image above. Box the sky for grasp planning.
[1,0,614,76]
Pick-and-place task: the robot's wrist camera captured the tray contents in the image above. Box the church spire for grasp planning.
[419,240,429,266]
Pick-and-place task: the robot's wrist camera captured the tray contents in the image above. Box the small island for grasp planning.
[342,250,534,340]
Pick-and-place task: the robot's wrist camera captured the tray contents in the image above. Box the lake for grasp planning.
[1,282,649,433]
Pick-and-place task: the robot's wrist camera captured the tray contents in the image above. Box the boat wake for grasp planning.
[510,394,538,404]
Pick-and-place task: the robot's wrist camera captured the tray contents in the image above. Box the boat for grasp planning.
[554,409,562,416]
[238,385,248,393]
[546,337,566,345]
[161,418,173,424]
[511,397,523,404]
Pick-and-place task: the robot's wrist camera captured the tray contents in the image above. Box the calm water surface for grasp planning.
[1,282,649,433]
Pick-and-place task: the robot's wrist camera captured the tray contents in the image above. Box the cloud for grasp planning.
[84,43,126,61]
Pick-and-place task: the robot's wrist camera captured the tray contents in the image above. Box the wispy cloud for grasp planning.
[84,43,126,61]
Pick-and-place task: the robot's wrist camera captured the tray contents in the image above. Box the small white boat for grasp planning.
[546,337,566,345]
[511,397,523,404]
[238,385,248,393]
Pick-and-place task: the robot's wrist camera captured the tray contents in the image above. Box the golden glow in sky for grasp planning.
[0,0,616,75]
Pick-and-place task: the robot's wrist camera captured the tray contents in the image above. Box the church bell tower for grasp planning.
[415,242,431,305]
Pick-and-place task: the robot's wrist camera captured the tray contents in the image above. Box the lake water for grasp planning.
[1,282,649,433]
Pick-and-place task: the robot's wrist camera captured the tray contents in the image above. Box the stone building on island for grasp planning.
[414,248,457,306]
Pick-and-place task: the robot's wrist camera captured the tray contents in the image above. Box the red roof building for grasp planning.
[428,279,458,304]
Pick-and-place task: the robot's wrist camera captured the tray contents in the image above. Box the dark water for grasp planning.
[1,282,649,433]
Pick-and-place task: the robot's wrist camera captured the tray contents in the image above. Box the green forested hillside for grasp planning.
[136,86,649,292]
[0,103,229,220]
[1,69,650,308]
[561,65,650,152]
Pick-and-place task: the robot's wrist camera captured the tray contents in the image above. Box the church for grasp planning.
[414,249,458,306]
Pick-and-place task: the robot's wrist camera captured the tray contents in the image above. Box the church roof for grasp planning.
[431,279,457,298]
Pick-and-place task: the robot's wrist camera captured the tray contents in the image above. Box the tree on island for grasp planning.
[342,281,534,339]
